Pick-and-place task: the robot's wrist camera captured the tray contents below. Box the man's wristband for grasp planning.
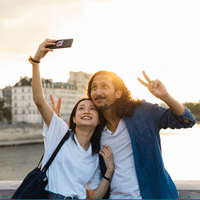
[28,56,40,64]
[103,175,111,181]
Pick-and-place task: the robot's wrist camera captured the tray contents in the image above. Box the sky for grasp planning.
[0,0,200,103]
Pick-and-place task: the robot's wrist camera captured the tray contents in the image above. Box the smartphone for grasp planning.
[46,39,73,49]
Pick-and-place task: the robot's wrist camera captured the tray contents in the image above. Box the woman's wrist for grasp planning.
[28,56,40,65]
[103,174,111,181]
[105,169,114,179]
[32,55,41,63]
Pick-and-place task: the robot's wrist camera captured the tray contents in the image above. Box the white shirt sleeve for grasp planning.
[42,112,69,155]
[87,161,102,190]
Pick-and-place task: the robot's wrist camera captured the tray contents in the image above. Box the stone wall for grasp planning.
[0,181,200,199]
[174,180,200,199]
[0,124,43,146]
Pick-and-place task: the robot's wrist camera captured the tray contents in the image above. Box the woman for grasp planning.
[30,39,114,199]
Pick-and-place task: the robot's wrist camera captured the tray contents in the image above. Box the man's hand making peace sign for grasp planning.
[137,71,186,116]
[137,71,169,101]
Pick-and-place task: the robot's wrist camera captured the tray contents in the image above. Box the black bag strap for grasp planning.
[37,154,44,168]
[41,130,70,173]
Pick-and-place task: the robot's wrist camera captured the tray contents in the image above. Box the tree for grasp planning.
[0,100,3,122]
[3,107,12,123]
[0,99,12,124]
[184,102,200,121]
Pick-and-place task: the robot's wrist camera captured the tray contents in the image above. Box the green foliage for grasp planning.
[2,107,12,123]
[184,103,200,115]
[0,100,12,123]
[0,101,3,109]
[184,102,200,122]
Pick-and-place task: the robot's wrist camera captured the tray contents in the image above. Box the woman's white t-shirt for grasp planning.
[41,112,101,199]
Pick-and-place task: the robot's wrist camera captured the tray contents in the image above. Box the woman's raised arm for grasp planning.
[31,39,57,127]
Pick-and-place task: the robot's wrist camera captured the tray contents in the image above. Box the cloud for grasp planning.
[0,0,90,54]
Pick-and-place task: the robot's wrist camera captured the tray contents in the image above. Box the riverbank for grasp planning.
[0,122,199,146]
[0,124,43,146]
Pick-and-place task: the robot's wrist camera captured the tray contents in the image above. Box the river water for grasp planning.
[161,124,200,181]
[0,124,200,181]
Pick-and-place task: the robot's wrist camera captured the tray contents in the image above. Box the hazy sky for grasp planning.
[1,0,200,103]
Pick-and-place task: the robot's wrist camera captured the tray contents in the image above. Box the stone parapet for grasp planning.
[174,180,200,199]
[0,180,200,199]
[0,124,43,146]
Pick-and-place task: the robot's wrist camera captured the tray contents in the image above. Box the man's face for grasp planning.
[90,75,121,110]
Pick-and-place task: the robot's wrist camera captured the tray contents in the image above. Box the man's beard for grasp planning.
[97,103,107,110]
[94,96,107,110]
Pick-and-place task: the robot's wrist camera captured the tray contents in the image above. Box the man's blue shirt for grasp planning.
[100,101,195,199]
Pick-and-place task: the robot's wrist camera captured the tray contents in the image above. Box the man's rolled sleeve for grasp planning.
[180,106,196,127]
[159,105,196,129]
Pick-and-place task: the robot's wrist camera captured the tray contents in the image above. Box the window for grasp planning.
[22,110,25,114]
[14,110,17,114]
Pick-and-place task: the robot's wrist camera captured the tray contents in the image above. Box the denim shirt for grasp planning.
[100,101,195,199]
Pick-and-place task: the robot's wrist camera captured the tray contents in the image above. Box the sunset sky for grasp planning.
[0,0,200,103]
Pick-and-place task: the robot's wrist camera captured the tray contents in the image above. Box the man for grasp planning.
[51,70,195,199]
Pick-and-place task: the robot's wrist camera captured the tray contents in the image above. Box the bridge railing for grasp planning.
[0,180,200,199]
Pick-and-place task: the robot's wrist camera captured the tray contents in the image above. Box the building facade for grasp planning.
[11,71,92,124]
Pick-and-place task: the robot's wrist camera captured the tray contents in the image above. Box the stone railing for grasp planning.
[174,180,200,199]
[0,180,200,199]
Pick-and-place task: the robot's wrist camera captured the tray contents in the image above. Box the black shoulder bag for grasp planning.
[11,130,70,199]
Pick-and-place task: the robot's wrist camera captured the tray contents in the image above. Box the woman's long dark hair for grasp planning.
[69,98,105,154]
[87,70,142,118]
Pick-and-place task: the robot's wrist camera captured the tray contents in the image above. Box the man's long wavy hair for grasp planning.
[87,70,142,118]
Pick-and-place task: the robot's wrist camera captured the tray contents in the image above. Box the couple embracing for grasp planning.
[30,39,195,199]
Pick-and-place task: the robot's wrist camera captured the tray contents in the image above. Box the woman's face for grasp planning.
[73,100,99,128]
